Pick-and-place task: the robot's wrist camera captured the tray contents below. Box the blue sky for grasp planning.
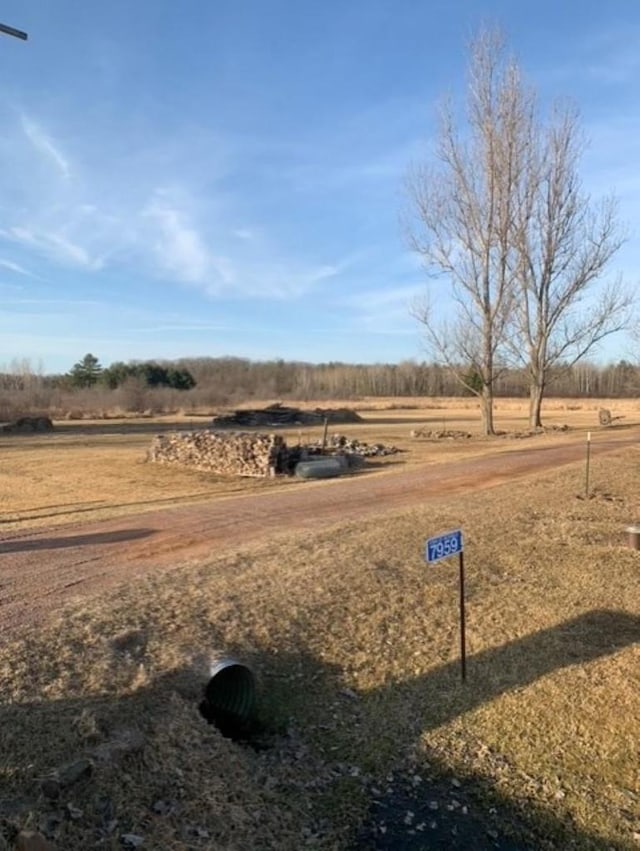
[0,0,638,372]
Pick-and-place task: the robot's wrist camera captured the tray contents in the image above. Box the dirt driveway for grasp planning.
[1,431,637,642]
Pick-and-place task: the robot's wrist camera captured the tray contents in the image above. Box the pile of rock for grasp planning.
[410,428,471,440]
[147,431,288,477]
[309,433,399,457]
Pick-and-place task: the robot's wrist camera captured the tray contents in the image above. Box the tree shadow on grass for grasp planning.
[0,492,218,525]
[0,610,637,849]
[259,608,639,742]
[255,609,639,850]
[0,528,154,553]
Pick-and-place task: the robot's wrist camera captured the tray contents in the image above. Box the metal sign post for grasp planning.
[425,529,466,681]
[458,547,466,681]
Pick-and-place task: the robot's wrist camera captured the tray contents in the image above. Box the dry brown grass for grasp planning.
[2,397,639,534]
[0,426,280,533]
[0,447,639,848]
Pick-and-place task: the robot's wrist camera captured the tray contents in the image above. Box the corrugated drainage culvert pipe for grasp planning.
[198,658,257,740]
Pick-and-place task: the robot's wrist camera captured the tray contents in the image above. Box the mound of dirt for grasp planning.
[0,416,54,434]
[211,403,362,428]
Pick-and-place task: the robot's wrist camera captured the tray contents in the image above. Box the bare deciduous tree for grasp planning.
[510,105,629,427]
[407,30,534,434]
[407,28,629,433]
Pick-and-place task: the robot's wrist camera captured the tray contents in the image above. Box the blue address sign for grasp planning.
[426,529,463,564]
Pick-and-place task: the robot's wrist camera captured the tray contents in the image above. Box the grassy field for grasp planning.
[1,395,638,533]
[0,427,639,848]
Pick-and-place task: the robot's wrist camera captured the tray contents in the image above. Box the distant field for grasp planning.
[1,396,638,532]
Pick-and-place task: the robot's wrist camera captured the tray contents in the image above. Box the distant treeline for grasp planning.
[167,356,640,400]
[1,356,639,401]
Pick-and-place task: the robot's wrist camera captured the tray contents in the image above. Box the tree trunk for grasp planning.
[479,384,495,435]
[529,380,544,429]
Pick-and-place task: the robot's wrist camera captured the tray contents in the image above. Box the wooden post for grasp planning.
[585,431,591,499]
[321,417,329,453]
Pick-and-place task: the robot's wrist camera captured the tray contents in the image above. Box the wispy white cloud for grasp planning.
[585,50,640,85]
[579,26,640,85]
[221,256,352,300]
[0,226,103,270]
[144,199,215,285]
[270,94,430,197]
[139,192,355,299]
[127,321,228,333]
[543,25,640,92]
[0,111,353,302]
[21,115,71,179]
[2,297,104,307]
[337,281,424,335]
[233,228,254,241]
[342,282,425,310]
[283,139,423,195]
[579,116,640,275]
[314,264,345,282]
[0,258,34,277]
